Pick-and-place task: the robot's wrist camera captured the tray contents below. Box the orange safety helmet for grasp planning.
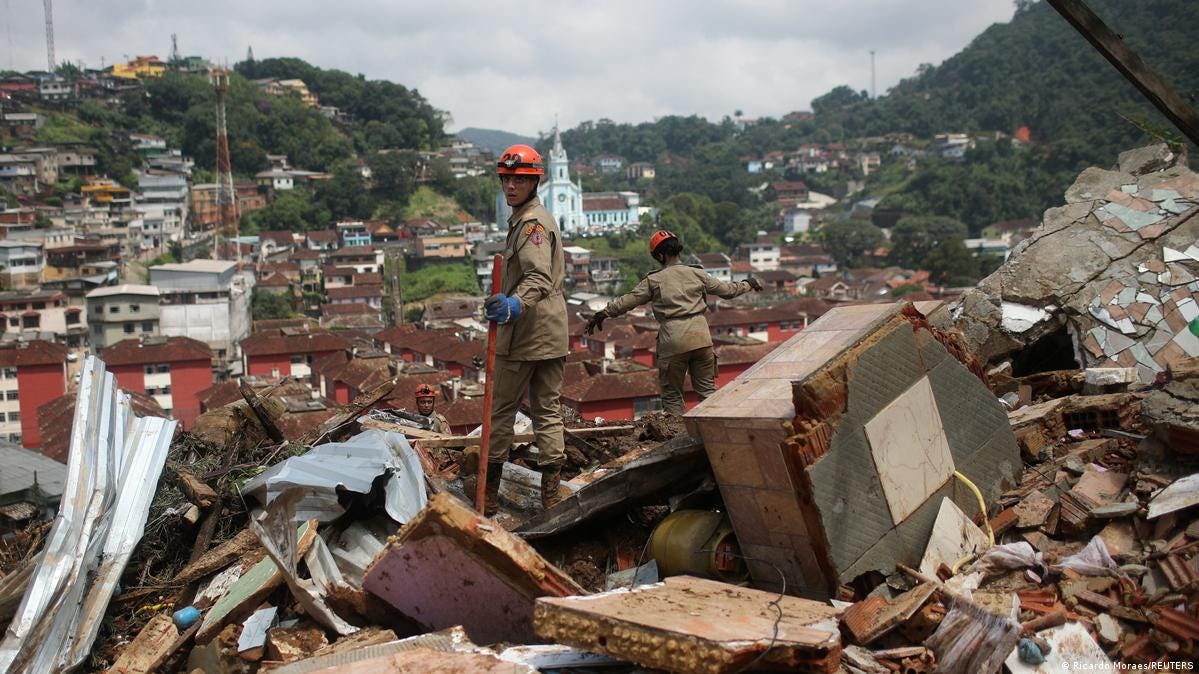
[414,384,436,399]
[496,144,546,176]
[649,229,679,255]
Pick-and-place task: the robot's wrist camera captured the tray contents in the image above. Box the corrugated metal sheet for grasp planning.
[241,429,426,524]
[0,355,176,674]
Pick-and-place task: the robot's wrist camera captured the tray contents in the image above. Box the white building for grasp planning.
[135,170,190,248]
[0,241,44,290]
[583,192,641,232]
[149,259,250,368]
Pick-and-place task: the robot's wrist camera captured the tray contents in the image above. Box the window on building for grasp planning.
[8,318,17,327]
[92,325,102,335]
[129,303,140,313]
[22,314,38,329]
[146,387,157,396]
[32,302,44,309]
[109,305,119,313]
[5,390,16,401]
[156,364,169,374]
[65,312,79,325]
[161,385,171,394]
[7,411,19,422]
[1,368,16,379]
[633,396,663,418]
[144,365,154,375]
[124,323,135,334]
[291,355,303,365]
[142,322,154,332]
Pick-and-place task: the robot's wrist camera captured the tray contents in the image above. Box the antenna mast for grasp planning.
[43,0,54,71]
[211,68,240,271]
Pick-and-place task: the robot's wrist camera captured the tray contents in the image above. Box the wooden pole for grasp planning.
[475,254,503,513]
[1047,0,1199,147]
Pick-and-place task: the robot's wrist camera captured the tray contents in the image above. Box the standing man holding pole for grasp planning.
[481,144,568,517]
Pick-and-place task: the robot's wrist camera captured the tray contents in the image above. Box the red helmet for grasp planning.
[414,384,436,399]
[649,230,679,255]
[496,144,545,176]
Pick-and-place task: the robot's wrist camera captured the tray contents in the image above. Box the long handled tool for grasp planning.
[475,253,503,513]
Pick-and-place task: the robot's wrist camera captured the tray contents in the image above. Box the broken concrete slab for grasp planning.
[686,302,1020,597]
[930,144,1199,380]
[362,493,584,645]
[1147,473,1199,520]
[270,627,476,674]
[534,575,842,673]
[1143,359,1199,454]
[300,647,538,674]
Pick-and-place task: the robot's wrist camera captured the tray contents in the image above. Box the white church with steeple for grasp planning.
[495,126,584,234]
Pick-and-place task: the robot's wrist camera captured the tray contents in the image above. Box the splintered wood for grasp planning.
[534,576,842,673]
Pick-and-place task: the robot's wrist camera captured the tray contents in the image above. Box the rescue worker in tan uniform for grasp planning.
[482,144,568,516]
[586,230,762,414]
[414,384,450,434]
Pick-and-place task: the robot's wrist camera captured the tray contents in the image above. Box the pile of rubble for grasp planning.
[0,144,1195,674]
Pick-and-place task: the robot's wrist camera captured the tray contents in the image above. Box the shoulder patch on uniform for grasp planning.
[525,221,546,246]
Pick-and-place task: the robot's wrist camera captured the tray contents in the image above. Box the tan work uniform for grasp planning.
[423,411,450,434]
[488,196,568,466]
[603,262,754,414]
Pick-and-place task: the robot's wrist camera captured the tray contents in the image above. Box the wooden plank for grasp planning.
[106,614,178,674]
[1047,0,1199,147]
[359,416,449,440]
[413,425,636,449]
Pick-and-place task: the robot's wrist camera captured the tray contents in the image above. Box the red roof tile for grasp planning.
[327,285,383,300]
[257,272,292,288]
[240,328,352,357]
[561,369,660,403]
[102,336,212,366]
[0,340,68,367]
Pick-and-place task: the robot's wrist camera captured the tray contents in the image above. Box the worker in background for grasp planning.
[586,230,763,414]
[482,144,569,516]
[414,384,450,434]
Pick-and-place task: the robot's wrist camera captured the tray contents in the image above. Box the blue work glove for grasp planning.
[484,293,522,324]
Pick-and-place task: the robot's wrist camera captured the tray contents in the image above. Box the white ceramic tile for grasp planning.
[865,376,956,525]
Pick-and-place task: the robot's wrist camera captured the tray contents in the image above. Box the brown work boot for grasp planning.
[483,462,503,517]
[540,464,563,510]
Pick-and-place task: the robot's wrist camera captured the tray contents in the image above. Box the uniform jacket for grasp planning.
[426,411,450,434]
[603,261,754,359]
[496,197,568,360]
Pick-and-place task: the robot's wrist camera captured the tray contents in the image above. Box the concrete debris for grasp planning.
[534,576,842,673]
[236,606,277,661]
[686,301,1019,596]
[362,492,585,644]
[105,613,179,674]
[933,143,1199,385]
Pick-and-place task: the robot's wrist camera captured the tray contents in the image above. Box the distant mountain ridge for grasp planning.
[455,127,537,155]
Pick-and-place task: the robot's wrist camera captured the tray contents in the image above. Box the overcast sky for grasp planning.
[5,1,1017,137]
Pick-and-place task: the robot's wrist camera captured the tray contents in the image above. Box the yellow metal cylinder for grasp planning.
[648,510,747,582]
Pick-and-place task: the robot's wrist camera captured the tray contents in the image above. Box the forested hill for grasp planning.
[553,0,1198,233]
[455,128,536,156]
[809,0,1199,171]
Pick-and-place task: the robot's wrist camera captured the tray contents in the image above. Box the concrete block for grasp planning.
[534,575,841,673]
[363,493,584,645]
[687,303,1020,597]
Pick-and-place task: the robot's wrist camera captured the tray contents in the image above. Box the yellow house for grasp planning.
[111,56,166,79]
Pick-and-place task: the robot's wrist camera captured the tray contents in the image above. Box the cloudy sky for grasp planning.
[5,1,1016,136]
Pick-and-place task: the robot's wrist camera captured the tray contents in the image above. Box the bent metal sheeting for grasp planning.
[0,356,176,674]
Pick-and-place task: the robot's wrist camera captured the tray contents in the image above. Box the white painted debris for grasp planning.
[1005,621,1110,672]
[237,606,278,656]
[1084,368,1139,386]
[1000,302,1052,333]
[919,497,990,577]
[1147,473,1199,520]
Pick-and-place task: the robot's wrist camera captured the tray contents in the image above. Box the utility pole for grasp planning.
[211,68,240,271]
